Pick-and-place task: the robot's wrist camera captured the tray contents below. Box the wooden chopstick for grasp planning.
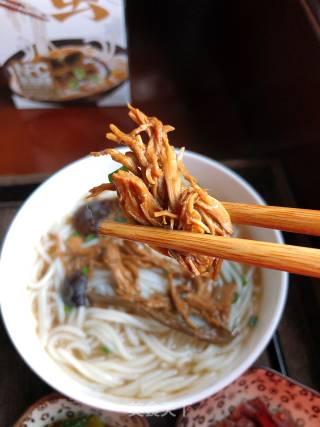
[222,202,320,236]
[99,222,320,278]
[0,0,48,21]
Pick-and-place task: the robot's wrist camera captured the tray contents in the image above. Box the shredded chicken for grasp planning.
[50,198,235,344]
[90,105,233,278]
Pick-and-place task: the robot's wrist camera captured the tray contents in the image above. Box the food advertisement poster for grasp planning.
[0,0,130,108]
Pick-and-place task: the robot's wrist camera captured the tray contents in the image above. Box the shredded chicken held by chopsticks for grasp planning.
[90,105,232,278]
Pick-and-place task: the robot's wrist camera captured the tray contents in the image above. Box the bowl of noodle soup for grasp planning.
[0,149,288,414]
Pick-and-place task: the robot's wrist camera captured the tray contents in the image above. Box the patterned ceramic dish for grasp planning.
[13,394,149,427]
[177,367,320,426]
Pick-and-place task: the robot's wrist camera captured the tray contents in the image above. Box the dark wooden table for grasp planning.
[1,157,319,427]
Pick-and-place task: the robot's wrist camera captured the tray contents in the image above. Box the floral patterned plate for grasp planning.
[177,367,320,426]
[13,393,149,427]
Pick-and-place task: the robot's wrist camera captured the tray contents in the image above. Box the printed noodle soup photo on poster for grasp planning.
[0,0,130,108]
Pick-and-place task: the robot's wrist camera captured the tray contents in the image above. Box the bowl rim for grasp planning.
[0,150,288,414]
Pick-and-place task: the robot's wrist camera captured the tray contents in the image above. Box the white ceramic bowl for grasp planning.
[0,150,288,414]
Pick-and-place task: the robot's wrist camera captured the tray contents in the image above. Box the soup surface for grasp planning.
[30,197,261,401]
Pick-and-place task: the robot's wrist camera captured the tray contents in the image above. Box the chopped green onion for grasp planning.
[73,67,86,80]
[64,305,72,314]
[89,74,99,83]
[232,292,239,304]
[82,265,89,277]
[241,276,248,287]
[60,415,91,427]
[115,216,128,223]
[68,79,79,90]
[101,345,111,355]
[85,233,97,242]
[108,166,128,183]
[71,231,81,237]
[248,315,258,327]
